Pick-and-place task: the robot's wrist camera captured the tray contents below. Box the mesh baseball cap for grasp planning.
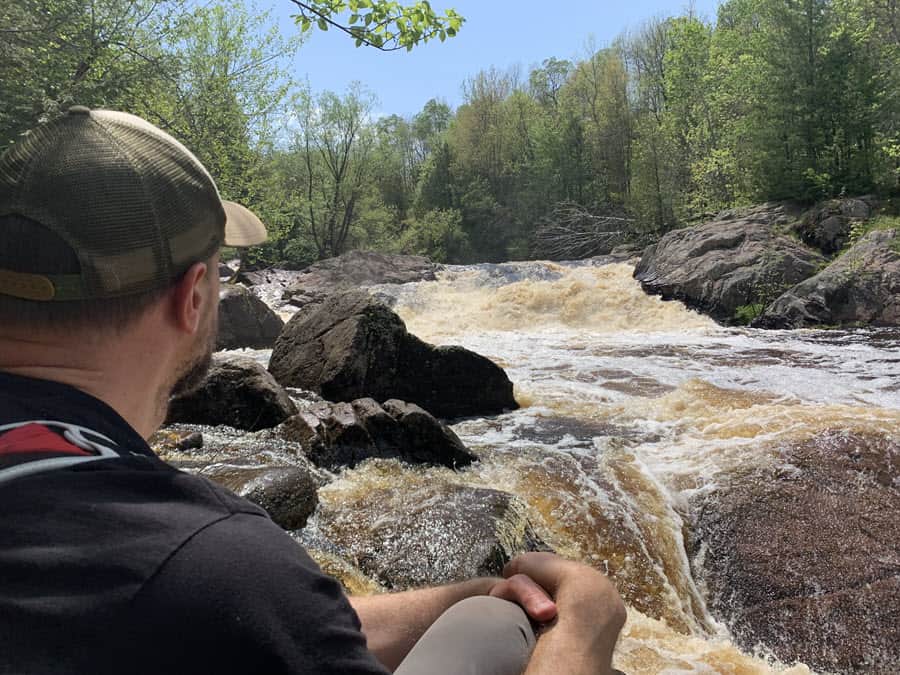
[0,106,267,302]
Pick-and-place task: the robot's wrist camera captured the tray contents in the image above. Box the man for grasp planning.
[0,107,625,674]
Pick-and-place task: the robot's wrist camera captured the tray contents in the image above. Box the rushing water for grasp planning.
[229,260,900,673]
[374,261,898,673]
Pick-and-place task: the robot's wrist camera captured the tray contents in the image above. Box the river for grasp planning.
[232,259,900,673]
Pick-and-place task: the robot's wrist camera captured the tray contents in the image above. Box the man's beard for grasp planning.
[169,314,217,398]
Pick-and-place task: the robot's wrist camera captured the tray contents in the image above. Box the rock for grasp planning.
[754,229,900,328]
[279,398,476,470]
[218,263,235,279]
[284,250,438,308]
[199,464,318,530]
[314,482,547,589]
[793,197,876,255]
[634,203,826,323]
[381,400,475,467]
[175,431,203,451]
[167,354,297,431]
[148,427,204,454]
[690,430,900,673]
[216,284,284,350]
[268,290,518,419]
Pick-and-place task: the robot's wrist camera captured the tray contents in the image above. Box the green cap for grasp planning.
[0,106,267,301]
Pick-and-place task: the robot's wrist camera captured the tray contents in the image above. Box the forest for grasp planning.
[3,0,899,266]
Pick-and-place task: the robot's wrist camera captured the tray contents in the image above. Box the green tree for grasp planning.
[291,84,379,259]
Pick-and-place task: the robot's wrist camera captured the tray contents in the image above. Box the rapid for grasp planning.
[365,260,899,673]
[231,259,899,673]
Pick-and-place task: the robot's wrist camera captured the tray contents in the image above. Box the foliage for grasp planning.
[288,0,464,51]
[733,303,766,325]
[4,0,900,269]
[847,215,900,252]
[397,209,468,262]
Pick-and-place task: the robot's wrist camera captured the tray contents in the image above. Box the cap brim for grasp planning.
[223,201,267,247]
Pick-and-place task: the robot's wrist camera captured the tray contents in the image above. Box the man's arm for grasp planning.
[350,574,558,671]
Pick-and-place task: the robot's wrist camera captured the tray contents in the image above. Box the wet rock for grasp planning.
[268,290,518,419]
[381,400,476,467]
[754,229,900,328]
[175,431,203,451]
[199,464,318,530]
[167,354,297,431]
[634,203,825,323]
[216,284,284,350]
[315,482,546,589]
[690,430,900,673]
[148,427,204,454]
[284,250,438,309]
[279,398,476,470]
[793,197,876,255]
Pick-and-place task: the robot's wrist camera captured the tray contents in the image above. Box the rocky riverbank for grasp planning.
[635,197,899,328]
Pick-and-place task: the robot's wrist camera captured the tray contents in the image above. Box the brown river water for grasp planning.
[226,260,900,674]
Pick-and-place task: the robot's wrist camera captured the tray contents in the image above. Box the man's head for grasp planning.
[0,107,266,401]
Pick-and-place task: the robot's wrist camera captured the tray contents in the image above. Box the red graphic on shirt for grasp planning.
[0,424,91,456]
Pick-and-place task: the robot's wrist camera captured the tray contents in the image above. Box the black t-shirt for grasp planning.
[0,372,389,675]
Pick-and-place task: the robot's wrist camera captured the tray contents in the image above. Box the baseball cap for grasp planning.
[0,106,267,302]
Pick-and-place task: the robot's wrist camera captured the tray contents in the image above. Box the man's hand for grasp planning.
[488,572,558,623]
[502,552,626,675]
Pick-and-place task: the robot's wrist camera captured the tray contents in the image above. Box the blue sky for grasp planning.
[271,0,722,117]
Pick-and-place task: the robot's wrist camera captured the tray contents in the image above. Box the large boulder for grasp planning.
[199,464,318,530]
[216,284,284,350]
[754,229,900,328]
[167,354,297,431]
[280,398,476,470]
[268,290,518,419]
[634,204,826,323]
[284,250,438,306]
[311,482,547,589]
[793,196,877,255]
[690,430,900,673]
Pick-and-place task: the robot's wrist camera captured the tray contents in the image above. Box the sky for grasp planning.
[270,0,723,117]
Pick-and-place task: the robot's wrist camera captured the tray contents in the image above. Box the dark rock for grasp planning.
[216,284,284,350]
[690,430,900,673]
[284,250,438,309]
[218,263,235,279]
[167,354,297,431]
[381,400,475,468]
[199,464,318,530]
[279,398,476,470]
[793,197,876,255]
[754,229,900,328]
[175,432,203,451]
[315,482,547,589]
[634,203,826,323]
[268,290,518,419]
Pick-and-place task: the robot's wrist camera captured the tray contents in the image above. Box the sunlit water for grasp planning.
[225,260,900,674]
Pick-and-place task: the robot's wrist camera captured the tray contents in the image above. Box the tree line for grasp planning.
[3,0,899,266]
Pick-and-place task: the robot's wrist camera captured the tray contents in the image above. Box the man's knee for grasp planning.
[440,596,536,652]
[394,596,536,675]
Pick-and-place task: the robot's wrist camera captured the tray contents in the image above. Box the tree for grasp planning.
[291,84,379,259]
[0,0,180,148]
[529,57,573,108]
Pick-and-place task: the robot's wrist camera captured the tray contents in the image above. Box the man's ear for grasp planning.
[170,262,210,335]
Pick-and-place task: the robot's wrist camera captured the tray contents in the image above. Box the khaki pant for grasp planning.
[395,596,536,675]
